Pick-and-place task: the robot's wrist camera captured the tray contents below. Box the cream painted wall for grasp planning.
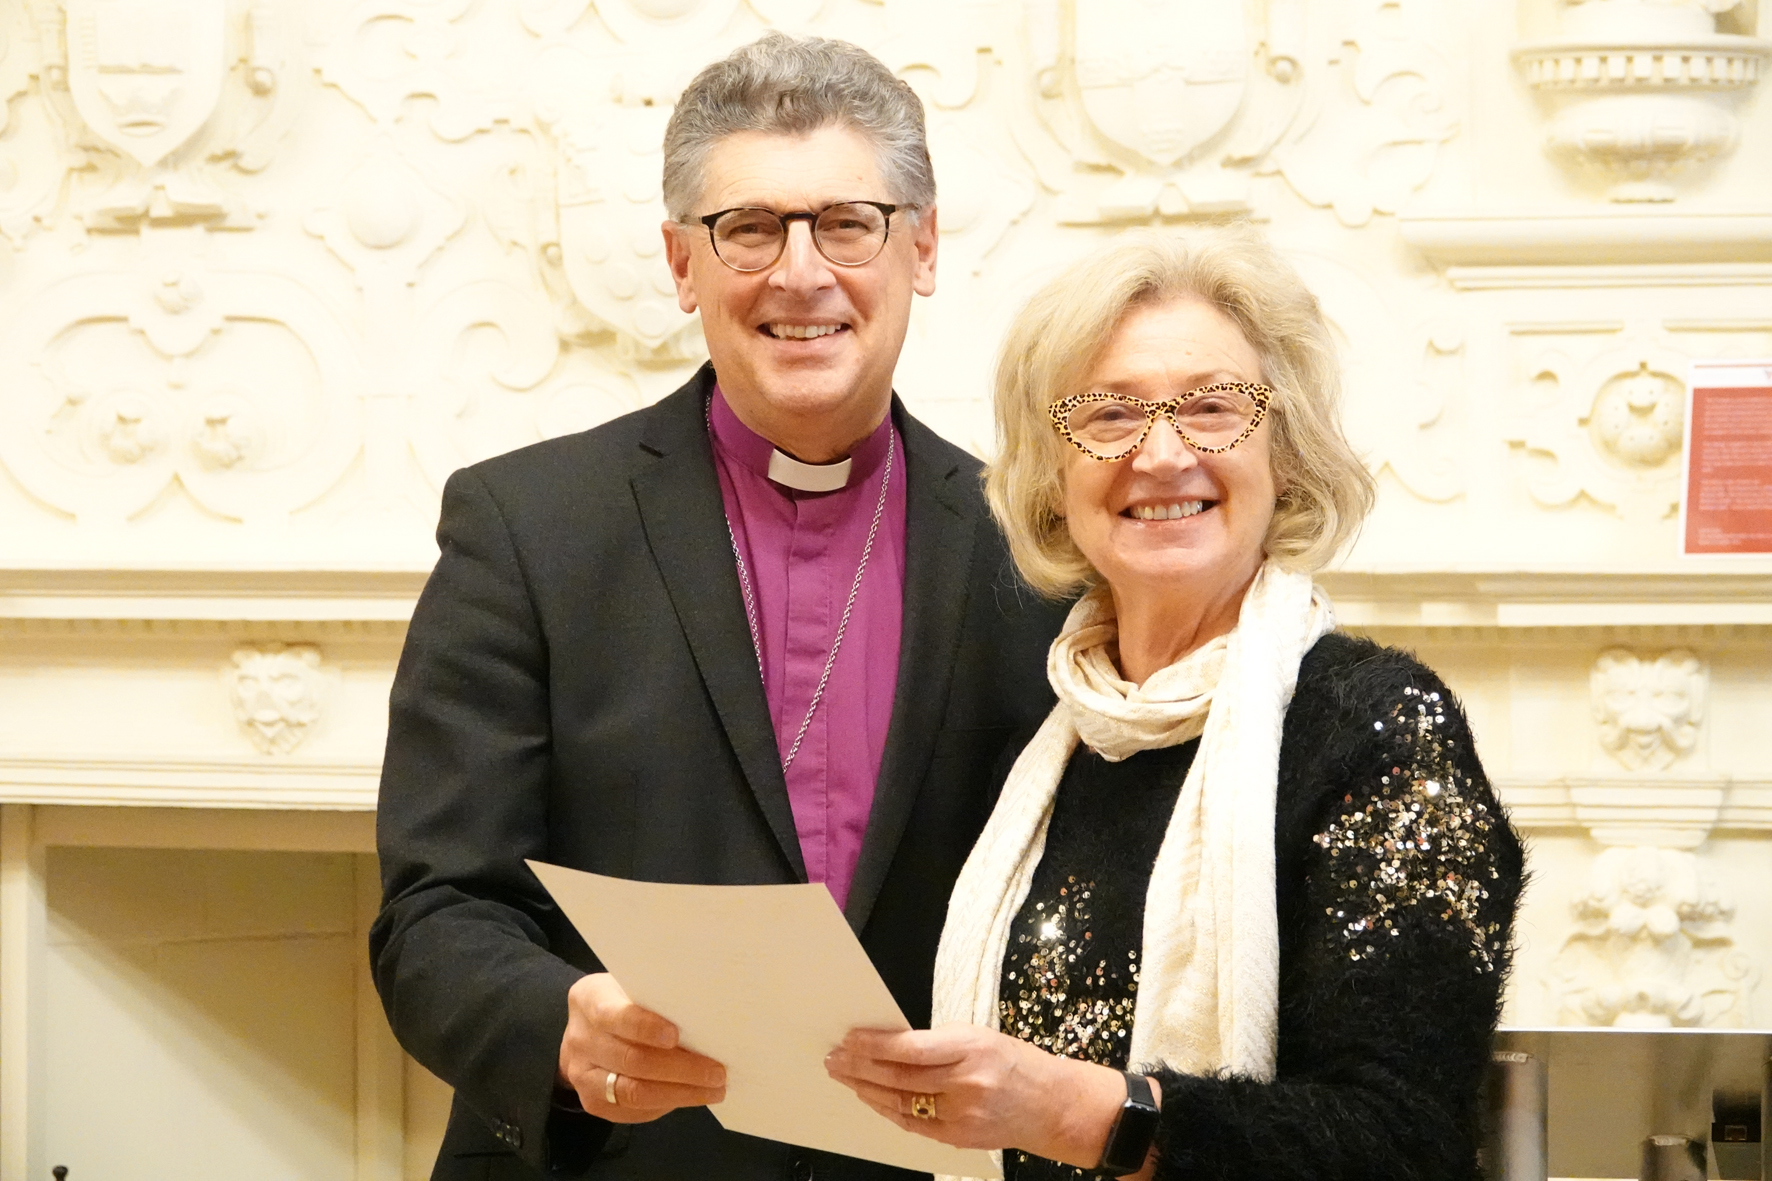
[45,848,359,1177]
[2,0,1771,1176]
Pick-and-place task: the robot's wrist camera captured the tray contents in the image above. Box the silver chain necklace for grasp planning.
[708,397,896,771]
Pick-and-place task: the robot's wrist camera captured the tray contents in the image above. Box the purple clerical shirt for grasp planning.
[708,387,907,910]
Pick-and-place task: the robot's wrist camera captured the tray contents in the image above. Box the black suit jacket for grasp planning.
[371,366,1068,1180]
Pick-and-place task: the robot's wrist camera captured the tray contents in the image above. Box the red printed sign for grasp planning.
[1682,360,1772,556]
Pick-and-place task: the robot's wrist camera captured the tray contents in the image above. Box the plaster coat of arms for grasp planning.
[533,50,701,359]
[25,0,303,232]
[1003,0,1456,225]
[1072,0,1249,172]
[66,0,227,169]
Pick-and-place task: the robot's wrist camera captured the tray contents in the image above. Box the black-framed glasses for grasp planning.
[694,201,907,272]
[1049,383,1272,461]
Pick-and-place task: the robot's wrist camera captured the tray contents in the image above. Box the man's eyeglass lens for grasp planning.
[1063,388,1262,458]
[708,203,892,271]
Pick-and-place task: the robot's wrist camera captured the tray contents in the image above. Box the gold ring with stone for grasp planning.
[909,1093,937,1120]
[605,1070,620,1106]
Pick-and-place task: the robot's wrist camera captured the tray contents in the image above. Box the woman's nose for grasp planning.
[1132,418,1200,473]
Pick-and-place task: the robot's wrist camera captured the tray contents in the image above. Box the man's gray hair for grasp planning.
[662,32,936,222]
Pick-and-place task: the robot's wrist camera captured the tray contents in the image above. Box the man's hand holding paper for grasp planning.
[557,972,727,1122]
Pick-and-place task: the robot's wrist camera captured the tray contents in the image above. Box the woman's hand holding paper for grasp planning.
[824,1025,1145,1174]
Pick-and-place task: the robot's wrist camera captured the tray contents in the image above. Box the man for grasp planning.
[371,32,1067,1181]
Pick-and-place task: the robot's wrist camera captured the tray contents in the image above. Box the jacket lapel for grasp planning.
[629,369,806,881]
[844,406,979,932]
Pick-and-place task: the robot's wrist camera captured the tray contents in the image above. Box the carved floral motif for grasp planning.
[1588,362,1684,469]
[1506,336,1690,523]
[1549,846,1755,1027]
[224,643,326,755]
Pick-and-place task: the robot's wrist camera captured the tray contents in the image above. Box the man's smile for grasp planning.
[761,322,850,339]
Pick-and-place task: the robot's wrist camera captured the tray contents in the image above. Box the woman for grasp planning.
[825,227,1523,1181]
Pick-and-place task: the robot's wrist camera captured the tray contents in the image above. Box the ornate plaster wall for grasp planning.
[1,0,1769,1175]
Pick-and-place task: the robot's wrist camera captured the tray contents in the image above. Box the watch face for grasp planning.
[1100,1075,1161,1175]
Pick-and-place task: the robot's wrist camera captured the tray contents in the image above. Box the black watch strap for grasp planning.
[1097,1071,1160,1176]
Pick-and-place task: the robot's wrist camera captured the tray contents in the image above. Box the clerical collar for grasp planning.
[707,384,892,492]
[767,449,850,492]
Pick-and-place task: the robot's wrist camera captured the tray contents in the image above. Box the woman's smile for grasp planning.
[1122,499,1212,521]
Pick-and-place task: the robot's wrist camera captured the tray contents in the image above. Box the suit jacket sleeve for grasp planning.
[1147,661,1524,1181]
[370,466,602,1173]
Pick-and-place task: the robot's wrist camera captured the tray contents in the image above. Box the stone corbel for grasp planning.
[1566,777,1727,847]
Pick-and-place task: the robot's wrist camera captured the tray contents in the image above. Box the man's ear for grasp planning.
[911,204,938,298]
[661,219,699,314]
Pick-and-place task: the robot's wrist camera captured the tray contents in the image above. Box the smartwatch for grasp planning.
[1097,1071,1160,1176]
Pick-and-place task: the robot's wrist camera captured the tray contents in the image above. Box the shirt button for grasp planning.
[790,1157,815,1181]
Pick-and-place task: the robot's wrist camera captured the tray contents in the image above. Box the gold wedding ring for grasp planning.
[909,1093,937,1121]
[605,1070,620,1107]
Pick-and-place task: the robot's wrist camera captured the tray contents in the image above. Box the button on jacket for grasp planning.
[370,365,1068,1180]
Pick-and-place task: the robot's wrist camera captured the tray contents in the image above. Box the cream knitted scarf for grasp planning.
[930,561,1332,1177]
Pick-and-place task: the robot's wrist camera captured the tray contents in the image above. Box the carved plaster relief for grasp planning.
[1007,0,1456,227]
[1549,846,1756,1027]
[305,142,467,294]
[318,0,495,142]
[1506,333,1688,522]
[874,0,997,111]
[1285,253,1464,502]
[530,44,700,358]
[224,642,327,755]
[592,0,745,45]
[66,0,227,168]
[516,0,593,38]
[408,278,577,484]
[0,265,363,523]
[0,4,32,131]
[1515,0,1771,201]
[29,0,304,230]
[1592,647,1707,771]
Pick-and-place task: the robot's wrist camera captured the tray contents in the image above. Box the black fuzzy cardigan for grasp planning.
[1001,632,1525,1181]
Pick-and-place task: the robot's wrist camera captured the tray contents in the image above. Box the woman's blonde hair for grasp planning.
[985,225,1376,598]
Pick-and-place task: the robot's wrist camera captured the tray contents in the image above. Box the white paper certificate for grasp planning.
[528,861,1001,1178]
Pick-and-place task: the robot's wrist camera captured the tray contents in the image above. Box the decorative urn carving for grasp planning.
[1514,0,1771,200]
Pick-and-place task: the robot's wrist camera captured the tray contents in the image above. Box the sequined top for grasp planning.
[990,634,1522,1181]
[999,741,1195,1180]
